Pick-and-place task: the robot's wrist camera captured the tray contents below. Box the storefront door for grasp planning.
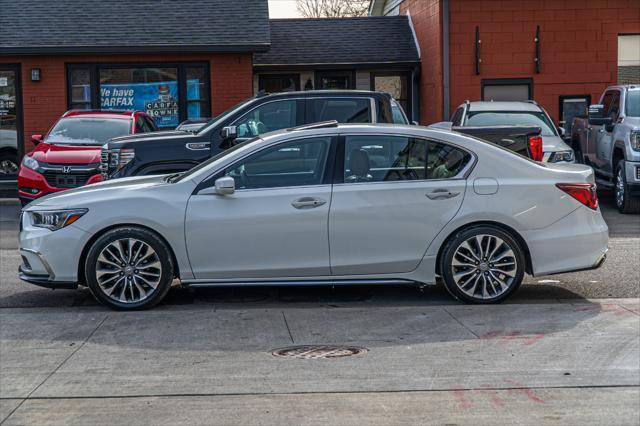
[0,64,22,187]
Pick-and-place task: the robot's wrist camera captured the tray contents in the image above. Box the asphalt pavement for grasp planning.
[0,193,638,425]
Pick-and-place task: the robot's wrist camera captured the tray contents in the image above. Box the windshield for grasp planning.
[173,136,262,182]
[46,117,131,145]
[195,98,256,135]
[626,91,640,117]
[465,111,558,136]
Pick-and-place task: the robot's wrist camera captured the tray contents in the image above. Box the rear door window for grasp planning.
[343,135,471,182]
[309,98,371,123]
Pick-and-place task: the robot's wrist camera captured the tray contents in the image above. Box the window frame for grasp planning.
[315,70,356,90]
[481,78,534,101]
[370,71,412,120]
[65,61,211,128]
[334,133,476,185]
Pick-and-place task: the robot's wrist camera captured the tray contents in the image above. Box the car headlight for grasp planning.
[548,150,574,163]
[29,209,88,231]
[631,130,640,152]
[22,155,40,171]
[108,148,135,171]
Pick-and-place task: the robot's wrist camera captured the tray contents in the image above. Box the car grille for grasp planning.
[40,163,101,189]
[636,166,640,181]
[100,149,110,179]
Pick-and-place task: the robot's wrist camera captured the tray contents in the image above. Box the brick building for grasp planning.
[0,0,268,190]
[370,0,640,128]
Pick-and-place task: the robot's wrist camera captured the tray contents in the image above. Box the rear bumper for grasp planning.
[522,206,609,277]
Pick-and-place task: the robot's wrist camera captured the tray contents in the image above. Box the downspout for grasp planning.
[442,0,450,121]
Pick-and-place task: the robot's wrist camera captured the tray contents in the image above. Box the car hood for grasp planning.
[107,130,193,147]
[25,175,169,210]
[541,135,572,152]
[29,142,102,164]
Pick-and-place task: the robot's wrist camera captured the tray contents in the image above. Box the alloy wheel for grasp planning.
[616,168,625,208]
[95,238,162,304]
[450,234,518,300]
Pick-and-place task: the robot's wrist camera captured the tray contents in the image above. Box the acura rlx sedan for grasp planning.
[18,122,609,310]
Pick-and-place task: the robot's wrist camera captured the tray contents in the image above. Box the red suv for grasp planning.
[18,110,157,205]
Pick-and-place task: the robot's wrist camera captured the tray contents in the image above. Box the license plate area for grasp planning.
[55,175,77,188]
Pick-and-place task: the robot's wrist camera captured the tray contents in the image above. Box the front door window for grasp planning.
[0,67,20,179]
[232,100,299,139]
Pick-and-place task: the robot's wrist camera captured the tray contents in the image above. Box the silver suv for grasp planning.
[450,101,574,163]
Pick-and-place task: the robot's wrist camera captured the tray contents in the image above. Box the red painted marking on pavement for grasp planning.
[505,380,545,404]
[480,385,504,407]
[523,333,545,346]
[451,386,474,409]
[498,331,522,344]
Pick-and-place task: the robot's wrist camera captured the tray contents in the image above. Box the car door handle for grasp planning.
[426,189,460,200]
[291,197,327,209]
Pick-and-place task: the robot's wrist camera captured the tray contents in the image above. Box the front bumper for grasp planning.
[624,160,640,196]
[18,212,92,287]
[522,205,609,277]
[18,166,102,202]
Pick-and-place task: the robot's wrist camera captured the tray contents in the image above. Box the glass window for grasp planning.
[373,74,409,117]
[311,98,371,123]
[464,111,557,136]
[259,74,300,93]
[70,68,92,110]
[0,68,19,177]
[344,136,470,182]
[100,67,179,128]
[450,107,464,125]
[46,117,132,145]
[391,99,409,124]
[232,100,298,139]
[607,91,621,120]
[186,67,208,120]
[626,91,640,117]
[483,84,530,101]
[224,137,331,190]
[317,72,351,90]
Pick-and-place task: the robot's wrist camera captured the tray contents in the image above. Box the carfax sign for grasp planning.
[100,81,179,128]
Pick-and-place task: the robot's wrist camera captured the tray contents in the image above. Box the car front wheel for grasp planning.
[440,226,525,304]
[615,159,640,214]
[85,227,174,310]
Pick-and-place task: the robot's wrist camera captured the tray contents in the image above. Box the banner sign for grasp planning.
[100,81,179,128]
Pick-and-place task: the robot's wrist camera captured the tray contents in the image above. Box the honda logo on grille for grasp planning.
[62,166,71,173]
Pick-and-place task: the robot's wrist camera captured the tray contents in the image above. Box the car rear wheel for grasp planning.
[615,160,640,214]
[440,226,525,304]
[85,227,174,310]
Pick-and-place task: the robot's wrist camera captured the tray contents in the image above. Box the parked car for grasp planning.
[19,122,608,310]
[0,128,19,175]
[18,110,158,205]
[101,90,409,179]
[570,85,640,213]
[450,101,574,162]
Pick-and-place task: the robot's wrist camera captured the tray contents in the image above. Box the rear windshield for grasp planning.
[465,111,557,136]
[46,117,131,145]
[626,91,639,117]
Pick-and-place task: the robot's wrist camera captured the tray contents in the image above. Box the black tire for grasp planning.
[0,151,19,175]
[85,226,174,310]
[615,160,640,214]
[440,225,525,304]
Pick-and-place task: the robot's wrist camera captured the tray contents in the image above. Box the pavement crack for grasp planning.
[281,311,294,343]
[442,307,479,338]
[0,314,109,425]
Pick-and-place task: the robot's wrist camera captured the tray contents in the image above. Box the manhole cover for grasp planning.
[272,345,368,359]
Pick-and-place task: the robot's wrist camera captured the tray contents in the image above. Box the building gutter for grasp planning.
[442,0,450,121]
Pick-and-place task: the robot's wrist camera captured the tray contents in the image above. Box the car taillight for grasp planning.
[556,183,598,210]
[528,136,543,161]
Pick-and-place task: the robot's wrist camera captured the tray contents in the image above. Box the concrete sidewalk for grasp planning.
[1,300,638,425]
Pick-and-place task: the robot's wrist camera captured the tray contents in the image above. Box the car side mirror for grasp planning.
[31,134,43,145]
[214,176,235,195]
[220,126,237,141]
[588,104,613,127]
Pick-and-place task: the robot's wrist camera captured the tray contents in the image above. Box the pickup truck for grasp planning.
[571,85,640,213]
[430,122,543,160]
[101,90,408,180]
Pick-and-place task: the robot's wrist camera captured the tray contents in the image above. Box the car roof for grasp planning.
[62,110,140,119]
[464,101,542,112]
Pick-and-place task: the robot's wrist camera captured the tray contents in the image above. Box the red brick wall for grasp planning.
[0,53,253,154]
[401,0,444,124]
[401,0,640,124]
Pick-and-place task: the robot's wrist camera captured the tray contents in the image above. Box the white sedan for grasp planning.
[19,122,609,310]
